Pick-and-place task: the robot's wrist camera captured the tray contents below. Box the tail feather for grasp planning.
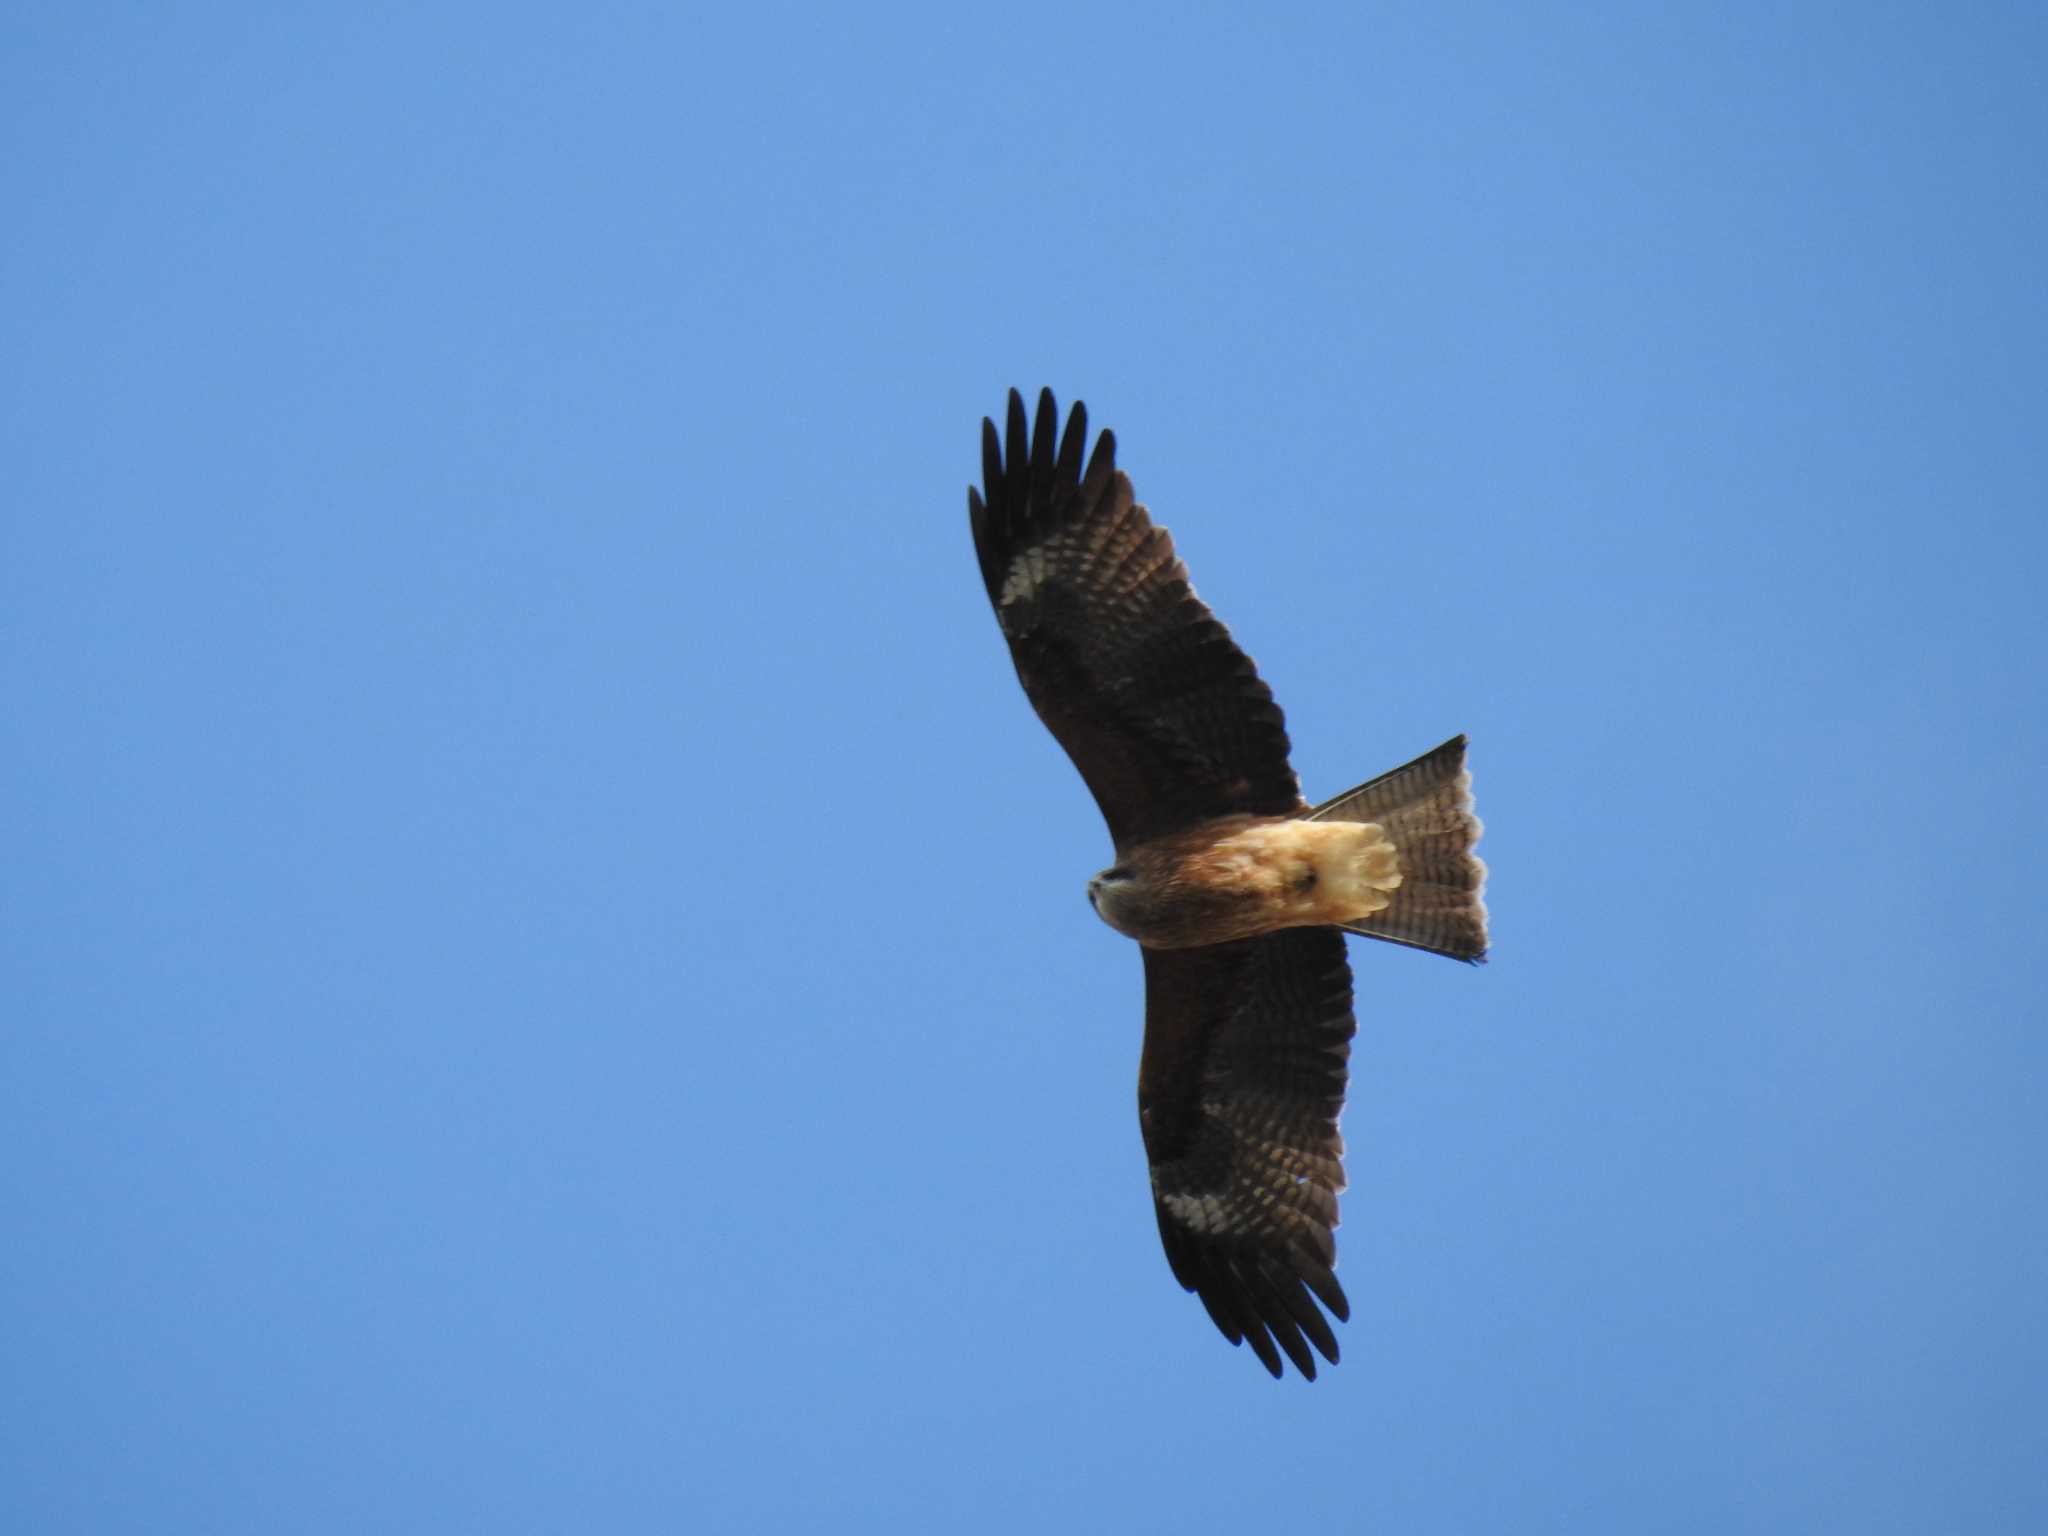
[1307,735,1488,962]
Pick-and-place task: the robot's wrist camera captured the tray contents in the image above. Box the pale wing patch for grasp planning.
[997,547,1050,617]
[1156,1101,1347,1241]
[1160,1190,1235,1235]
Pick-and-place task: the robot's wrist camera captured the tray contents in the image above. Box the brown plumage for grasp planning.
[968,388,1487,1379]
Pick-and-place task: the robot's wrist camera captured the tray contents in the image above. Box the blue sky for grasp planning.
[5,4,2044,1531]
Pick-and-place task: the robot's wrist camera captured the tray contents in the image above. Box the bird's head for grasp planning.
[1087,864,1140,935]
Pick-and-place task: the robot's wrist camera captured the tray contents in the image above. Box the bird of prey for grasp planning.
[968,389,1487,1380]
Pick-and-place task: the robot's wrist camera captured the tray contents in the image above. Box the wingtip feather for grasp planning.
[1004,390,1029,498]
[1084,427,1116,489]
[980,417,1002,506]
[1056,398,1087,483]
[1029,388,1057,485]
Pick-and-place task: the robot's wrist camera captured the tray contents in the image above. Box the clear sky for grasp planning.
[5,5,2044,1532]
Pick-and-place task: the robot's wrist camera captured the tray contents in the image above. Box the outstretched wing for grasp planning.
[1139,929,1356,1379]
[968,388,1302,849]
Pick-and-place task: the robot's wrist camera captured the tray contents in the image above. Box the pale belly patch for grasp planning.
[1202,819,1403,926]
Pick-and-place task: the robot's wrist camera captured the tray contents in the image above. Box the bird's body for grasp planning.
[1089,815,1404,950]
[968,389,1487,1379]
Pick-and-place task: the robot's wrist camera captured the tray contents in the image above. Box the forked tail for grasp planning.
[1307,735,1488,961]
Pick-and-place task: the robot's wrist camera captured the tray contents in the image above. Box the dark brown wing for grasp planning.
[967,388,1302,849]
[1139,929,1356,1379]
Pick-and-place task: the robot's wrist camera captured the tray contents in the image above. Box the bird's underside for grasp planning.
[969,388,1487,1379]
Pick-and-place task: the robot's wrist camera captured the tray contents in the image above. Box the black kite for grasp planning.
[969,389,1488,1379]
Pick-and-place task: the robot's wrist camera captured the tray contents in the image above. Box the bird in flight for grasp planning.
[968,389,1488,1379]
